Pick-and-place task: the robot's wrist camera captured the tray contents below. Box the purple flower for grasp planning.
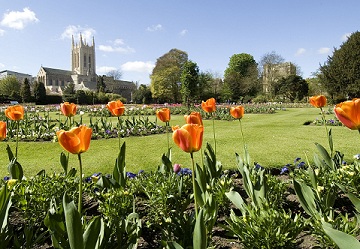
[294,157,301,163]
[177,168,192,176]
[126,172,137,179]
[254,163,263,170]
[105,129,111,135]
[297,162,305,168]
[280,166,289,174]
[3,176,10,181]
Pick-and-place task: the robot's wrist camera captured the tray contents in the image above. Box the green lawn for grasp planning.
[1,107,359,177]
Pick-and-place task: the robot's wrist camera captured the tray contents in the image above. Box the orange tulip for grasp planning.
[5,105,24,121]
[172,124,203,153]
[334,98,360,131]
[107,100,125,116]
[0,121,6,141]
[60,102,77,117]
[230,106,245,119]
[201,98,216,113]
[184,112,203,125]
[172,125,180,131]
[156,108,171,122]
[309,95,327,108]
[57,125,92,154]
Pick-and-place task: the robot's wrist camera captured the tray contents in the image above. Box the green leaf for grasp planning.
[0,185,11,233]
[60,152,68,174]
[225,190,246,214]
[338,184,360,213]
[166,241,184,249]
[322,221,360,249]
[293,179,318,218]
[6,145,14,162]
[83,216,103,249]
[193,209,207,249]
[7,158,23,180]
[194,181,204,207]
[63,193,84,249]
[113,142,126,188]
[315,143,333,170]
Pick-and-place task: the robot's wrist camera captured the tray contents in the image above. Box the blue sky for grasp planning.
[0,1,358,85]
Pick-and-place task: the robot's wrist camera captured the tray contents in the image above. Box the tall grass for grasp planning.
[0,107,358,177]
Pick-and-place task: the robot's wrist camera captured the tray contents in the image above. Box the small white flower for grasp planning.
[353,154,360,160]
[80,111,85,116]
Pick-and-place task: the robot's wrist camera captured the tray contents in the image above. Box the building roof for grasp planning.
[41,67,72,75]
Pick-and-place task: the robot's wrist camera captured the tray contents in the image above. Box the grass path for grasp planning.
[0,108,359,177]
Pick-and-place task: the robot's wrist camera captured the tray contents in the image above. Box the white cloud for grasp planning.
[0,62,5,69]
[1,7,39,30]
[96,66,117,75]
[0,29,5,36]
[341,32,351,41]
[146,24,162,32]
[121,61,154,73]
[61,25,96,42]
[317,47,330,54]
[98,39,135,54]
[179,29,188,36]
[295,48,306,56]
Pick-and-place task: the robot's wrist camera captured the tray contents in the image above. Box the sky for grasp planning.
[0,1,359,85]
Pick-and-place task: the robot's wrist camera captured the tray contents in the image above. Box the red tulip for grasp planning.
[334,98,360,131]
[184,112,203,125]
[230,106,245,119]
[57,125,92,154]
[309,95,327,108]
[201,98,216,113]
[172,124,203,153]
[5,105,24,121]
[107,100,125,116]
[60,102,77,117]
[156,108,171,122]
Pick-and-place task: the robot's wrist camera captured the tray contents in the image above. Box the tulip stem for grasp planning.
[78,154,83,214]
[239,119,246,153]
[320,107,332,156]
[166,122,170,153]
[118,117,121,151]
[190,152,198,218]
[212,114,216,155]
[15,121,19,159]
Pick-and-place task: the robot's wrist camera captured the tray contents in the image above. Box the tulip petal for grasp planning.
[173,128,192,153]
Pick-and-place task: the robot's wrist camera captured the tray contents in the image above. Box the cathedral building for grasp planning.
[37,34,97,94]
[36,35,136,101]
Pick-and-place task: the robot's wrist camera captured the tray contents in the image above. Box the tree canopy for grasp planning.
[0,76,21,101]
[223,53,259,102]
[150,49,188,103]
[319,31,360,100]
[20,78,32,103]
[180,60,199,106]
[277,75,308,102]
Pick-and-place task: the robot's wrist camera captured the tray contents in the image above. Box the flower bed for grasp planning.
[0,97,360,248]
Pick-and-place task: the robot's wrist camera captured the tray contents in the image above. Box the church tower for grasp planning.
[71,34,96,76]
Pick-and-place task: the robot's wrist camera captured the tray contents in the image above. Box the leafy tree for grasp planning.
[319,31,360,101]
[198,71,214,100]
[277,75,308,102]
[75,90,87,104]
[33,81,47,104]
[307,71,325,96]
[62,83,76,102]
[180,60,199,107]
[132,84,152,104]
[0,76,21,99]
[97,75,106,93]
[224,53,259,101]
[20,78,32,103]
[150,49,188,103]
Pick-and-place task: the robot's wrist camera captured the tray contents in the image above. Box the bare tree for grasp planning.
[106,69,123,80]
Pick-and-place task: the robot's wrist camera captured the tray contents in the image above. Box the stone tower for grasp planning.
[71,34,96,76]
